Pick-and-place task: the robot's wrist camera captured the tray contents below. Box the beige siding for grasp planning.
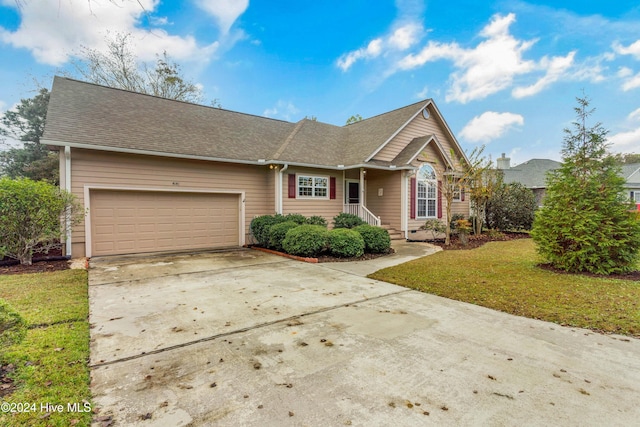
[69,149,273,257]
[282,167,344,226]
[374,105,463,167]
[365,170,401,230]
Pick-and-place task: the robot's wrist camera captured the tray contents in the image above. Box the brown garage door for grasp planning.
[90,190,240,256]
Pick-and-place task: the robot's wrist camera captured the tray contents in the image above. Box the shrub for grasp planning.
[282,225,329,257]
[420,219,446,240]
[305,215,328,227]
[284,213,306,224]
[268,221,300,251]
[0,178,80,265]
[449,213,465,231]
[328,228,365,258]
[0,299,27,350]
[353,225,391,253]
[486,182,537,231]
[250,214,286,246]
[333,212,366,229]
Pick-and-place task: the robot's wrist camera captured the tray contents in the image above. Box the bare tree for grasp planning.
[72,33,204,104]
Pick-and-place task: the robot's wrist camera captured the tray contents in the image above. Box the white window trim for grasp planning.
[297,174,329,199]
[416,164,437,219]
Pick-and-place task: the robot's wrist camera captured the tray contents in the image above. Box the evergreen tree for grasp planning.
[531,96,640,274]
[0,88,58,184]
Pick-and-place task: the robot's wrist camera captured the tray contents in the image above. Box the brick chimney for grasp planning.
[497,153,511,170]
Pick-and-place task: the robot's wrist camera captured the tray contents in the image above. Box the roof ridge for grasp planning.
[344,98,431,127]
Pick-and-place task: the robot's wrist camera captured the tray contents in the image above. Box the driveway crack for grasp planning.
[90,288,412,368]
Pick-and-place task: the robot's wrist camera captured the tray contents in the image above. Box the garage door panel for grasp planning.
[91,190,240,256]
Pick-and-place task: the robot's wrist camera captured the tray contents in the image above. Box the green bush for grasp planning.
[282,225,329,257]
[0,299,27,350]
[449,213,465,231]
[0,178,80,265]
[268,221,300,251]
[305,215,328,227]
[250,214,286,246]
[284,213,307,224]
[486,182,537,231]
[328,228,365,258]
[333,212,366,229]
[353,225,391,253]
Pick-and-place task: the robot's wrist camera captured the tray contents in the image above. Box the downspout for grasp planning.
[278,164,289,214]
[401,171,408,239]
[359,167,365,210]
[64,146,72,257]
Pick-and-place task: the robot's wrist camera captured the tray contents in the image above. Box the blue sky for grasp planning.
[1,0,639,165]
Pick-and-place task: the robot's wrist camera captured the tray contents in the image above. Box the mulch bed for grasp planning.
[0,247,70,276]
[427,231,531,250]
[538,263,640,282]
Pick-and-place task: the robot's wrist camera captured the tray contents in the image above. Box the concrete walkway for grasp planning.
[88,246,640,426]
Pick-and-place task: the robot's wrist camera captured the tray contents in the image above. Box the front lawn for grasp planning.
[0,270,91,427]
[370,239,640,337]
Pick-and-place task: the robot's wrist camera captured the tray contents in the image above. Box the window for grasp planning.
[632,191,639,202]
[298,175,328,198]
[417,164,437,218]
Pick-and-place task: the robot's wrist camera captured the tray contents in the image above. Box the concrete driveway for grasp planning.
[89,245,640,426]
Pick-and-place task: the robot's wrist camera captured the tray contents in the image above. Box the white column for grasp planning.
[64,146,72,257]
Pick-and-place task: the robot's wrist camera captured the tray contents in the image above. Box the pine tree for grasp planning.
[531,96,640,274]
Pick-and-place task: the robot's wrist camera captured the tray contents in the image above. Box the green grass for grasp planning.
[370,239,640,337]
[0,270,91,427]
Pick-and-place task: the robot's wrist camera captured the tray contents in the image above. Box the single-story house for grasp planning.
[498,154,640,210]
[42,76,470,258]
[496,154,561,206]
[622,163,640,210]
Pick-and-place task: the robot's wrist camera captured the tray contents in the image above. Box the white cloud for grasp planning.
[337,39,384,71]
[512,51,576,98]
[337,22,423,71]
[613,40,640,60]
[194,0,249,35]
[618,67,633,78]
[263,100,299,121]
[460,111,524,143]
[609,107,640,151]
[398,13,537,103]
[0,0,220,66]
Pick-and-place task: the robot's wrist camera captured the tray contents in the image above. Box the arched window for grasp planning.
[417,164,437,218]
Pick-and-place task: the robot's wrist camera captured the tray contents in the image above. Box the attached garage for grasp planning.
[88,189,241,257]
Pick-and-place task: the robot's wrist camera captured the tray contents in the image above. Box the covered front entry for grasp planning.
[89,190,240,256]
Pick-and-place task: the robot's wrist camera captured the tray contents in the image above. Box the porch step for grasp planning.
[381,223,405,241]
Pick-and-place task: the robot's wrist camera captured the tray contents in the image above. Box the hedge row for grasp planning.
[250,213,391,258]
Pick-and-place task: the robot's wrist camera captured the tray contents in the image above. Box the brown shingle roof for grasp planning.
[43,76,431,169]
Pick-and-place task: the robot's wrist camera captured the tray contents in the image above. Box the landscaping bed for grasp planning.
[425,231,531,251]
[0,248,70,276]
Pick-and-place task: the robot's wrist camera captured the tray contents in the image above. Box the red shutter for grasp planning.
[410,177,416,219]
[461,187,465,202]
[330,177,336,199]
[437,180,443,218]
[288,174,296,198]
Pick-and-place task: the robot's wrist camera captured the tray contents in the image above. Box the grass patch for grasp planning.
[370,239,640,337]
[0,270,91,427]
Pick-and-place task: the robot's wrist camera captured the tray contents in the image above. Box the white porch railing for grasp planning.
[343,204,381,227]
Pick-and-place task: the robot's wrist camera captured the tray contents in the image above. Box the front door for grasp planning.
[346,181,359,204]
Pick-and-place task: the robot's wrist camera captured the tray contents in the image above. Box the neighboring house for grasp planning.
[42,76,470,258]
[497,154,561,206]
[622,163,640,211]
[498,154,640,210]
